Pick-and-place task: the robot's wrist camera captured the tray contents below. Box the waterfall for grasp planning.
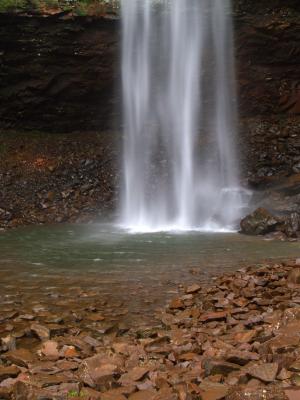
[120,0,246,232]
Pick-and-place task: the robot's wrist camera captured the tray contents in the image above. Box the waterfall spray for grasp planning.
[121,0,246,232]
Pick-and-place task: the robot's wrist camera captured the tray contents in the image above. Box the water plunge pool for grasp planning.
[0,224,299,328]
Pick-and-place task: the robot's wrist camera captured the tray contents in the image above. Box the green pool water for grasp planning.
[0,224,299,326]
[0,223,299,273]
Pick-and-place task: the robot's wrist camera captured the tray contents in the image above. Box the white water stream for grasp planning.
[121,0,248,232]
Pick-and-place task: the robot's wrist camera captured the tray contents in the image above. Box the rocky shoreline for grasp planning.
[2,128,300,240]
[1,1,300,236]
[240,173,300,240]
[0,130,119,231]
[1,260,300,399]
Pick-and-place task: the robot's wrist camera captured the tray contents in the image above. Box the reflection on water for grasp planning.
[0,224,299,326]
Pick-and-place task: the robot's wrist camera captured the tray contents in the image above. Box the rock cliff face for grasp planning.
[0,14,119,132]
[0,3,299,170]
[0,2,300,229]
[234,1,300,237]
[235,0,300,181]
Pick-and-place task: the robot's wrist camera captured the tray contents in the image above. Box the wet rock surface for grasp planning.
[235,1,300,236]
[240,204,300,240]
[1,260,300,398]
[240,208,280,235]
[0,14,118,133]
[236,1,300,181]
[240,206,300,239]
[1,3,300,232]
[0,131,118,230]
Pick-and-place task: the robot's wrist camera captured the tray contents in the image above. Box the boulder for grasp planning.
[240,208,280,235]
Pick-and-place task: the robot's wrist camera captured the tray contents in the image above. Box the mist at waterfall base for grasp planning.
[120,0,249,233]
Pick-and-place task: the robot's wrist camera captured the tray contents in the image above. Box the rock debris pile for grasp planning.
[0,132,118,230]
[2,261,300,399]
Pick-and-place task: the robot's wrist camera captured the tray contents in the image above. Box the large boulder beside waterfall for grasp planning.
[240,207,281,235]
[241,207,300,238]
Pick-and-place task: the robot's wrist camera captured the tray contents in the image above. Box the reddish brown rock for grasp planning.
[263,335,300,354]
[0,366,20,382]
[61,346,79,358]
[30,372,75,388]
[86,313,105,322]
[119,367,149,385]
[234,330,257,344]
[30,323,50,341]
[200,311,228,323]
[225,350,260,366]
[3,349,35,367]
[102,393,127,400]
[80,387,102,399]
[169,298,184,310]
[40,340,59,360]
[186,284,201,294]
[0,387,11,400]
[246,363,278,383]
[285,389,300,400]
[289,361,300,372]
[277,368,292,380]
[203,359,240,376]
[79,354,120,387]
[154,387,177,400]
[287,268,300,284]
[199,382,229,400]
[128,390,157,400]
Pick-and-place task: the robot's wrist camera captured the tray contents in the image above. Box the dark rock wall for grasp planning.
[0,15,119,132]
[234,1,300,181]
[0,2,300,181]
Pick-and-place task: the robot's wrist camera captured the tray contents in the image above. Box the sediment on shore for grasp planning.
[1,260,300,399]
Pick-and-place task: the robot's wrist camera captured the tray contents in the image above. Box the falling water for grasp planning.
[121,0,247,232]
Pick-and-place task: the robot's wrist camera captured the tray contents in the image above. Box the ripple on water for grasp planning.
[0,223,299,327]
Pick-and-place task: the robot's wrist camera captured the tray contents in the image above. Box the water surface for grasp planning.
[0,224,299,326]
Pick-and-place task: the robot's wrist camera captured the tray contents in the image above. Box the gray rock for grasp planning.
[240,208,280,235]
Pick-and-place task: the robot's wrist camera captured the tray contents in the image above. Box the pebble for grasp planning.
[1,260,300,398]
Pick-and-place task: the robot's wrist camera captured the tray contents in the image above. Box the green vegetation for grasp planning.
[67,390,85,398]
[0,0,166,15]
[67,390,79,398]
[0,0,26,12]
[0,0,119,15]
